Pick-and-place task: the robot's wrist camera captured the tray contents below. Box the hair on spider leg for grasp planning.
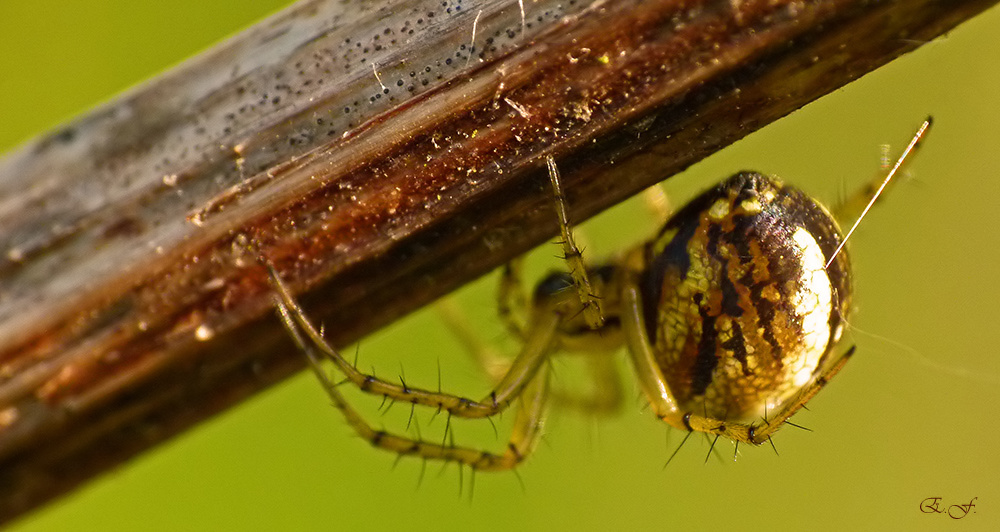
[391,452,406,472]
[435,452,453,480]
[704,433,721,465]
[486,416,499,440]
[703,433,725,465]
[406,402,416,430]
[428,403,443,425]
[563,296,602,325]
[411,412,423,440]
[381,398,402,417]
[438,434,462,478]
[416,458,427,491]
[468,469,477,505]
[398,362,410,393]
[782,420,813,433]
[663,431,693,469]
[511,467,527,493]
[442,411,454,448]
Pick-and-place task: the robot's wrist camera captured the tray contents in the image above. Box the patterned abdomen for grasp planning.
[641,172,851,422]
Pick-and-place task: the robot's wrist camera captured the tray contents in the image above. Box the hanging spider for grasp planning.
[266,117,932,471]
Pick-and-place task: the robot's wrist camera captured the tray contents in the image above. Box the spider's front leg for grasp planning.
[268,262,561,470]
[274,293,551,471]
[267,263,558,421]
[621,280,853,445]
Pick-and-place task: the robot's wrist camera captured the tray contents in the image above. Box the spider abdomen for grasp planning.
[640,172,851,422]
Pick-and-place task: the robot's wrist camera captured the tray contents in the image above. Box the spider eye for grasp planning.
[640,172,851,422]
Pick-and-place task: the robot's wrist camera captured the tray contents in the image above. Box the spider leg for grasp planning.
[641,183,672,222]
[736,347,853,444]
[276,299,550,471]
[267,263,559,420]
[497,257,529,340]
[435,298,508,383]
[619,283,685,428]
[545,155,604,330]
[831,153,907,225]
[620,281,853,445]
[549,355,624,416]
[831,117,931,224]
[441,294,624,415]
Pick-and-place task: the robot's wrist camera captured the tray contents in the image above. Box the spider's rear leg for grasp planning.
[549,354,625,416]
[497,257,528,341]
[275,298,551,471]
[436,298,508,383]
[828,117,931,260]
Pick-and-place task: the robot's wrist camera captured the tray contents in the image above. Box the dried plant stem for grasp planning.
[0,0,995,524]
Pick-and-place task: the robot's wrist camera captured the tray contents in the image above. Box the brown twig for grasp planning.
[0,0,995,524]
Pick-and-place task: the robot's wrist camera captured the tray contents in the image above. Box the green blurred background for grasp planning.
[1,1,998,530]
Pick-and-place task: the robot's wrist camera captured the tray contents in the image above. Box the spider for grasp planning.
[266,117,932,471]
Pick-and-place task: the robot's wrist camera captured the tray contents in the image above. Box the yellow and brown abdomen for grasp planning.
[640,172,851,422]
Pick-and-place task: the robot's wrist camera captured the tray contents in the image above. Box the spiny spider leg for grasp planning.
[266,263,560,420]
[545,155,604,329]
[439,297,625,415]
[831,117,931,225]
[620,282,854,445]
[275,297,551,471]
